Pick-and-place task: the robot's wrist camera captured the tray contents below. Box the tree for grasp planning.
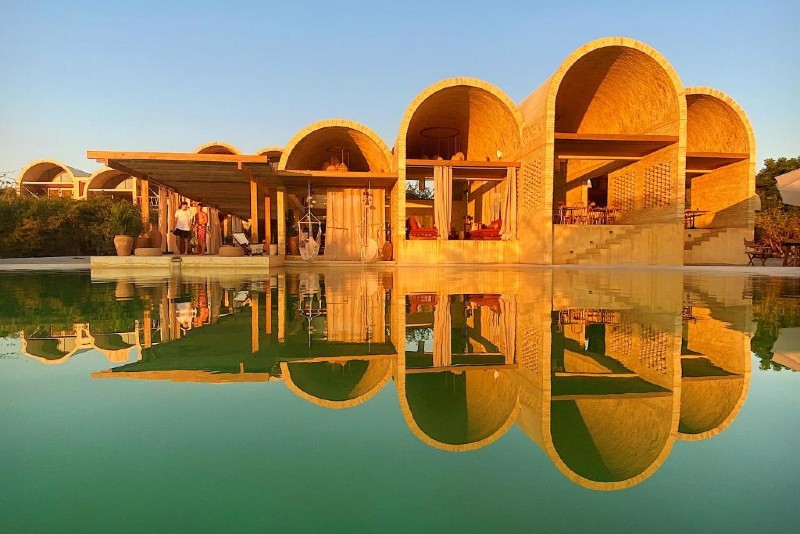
[756,156,800,210]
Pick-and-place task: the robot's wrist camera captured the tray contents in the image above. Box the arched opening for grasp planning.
[255,146,284,165]
[194,141,241,155]
[399,80,522,242]
[18,160,89,198]
[548,41,683,230]
[684,88,754,250]
[279,120,394,261]
[86,168,136,201]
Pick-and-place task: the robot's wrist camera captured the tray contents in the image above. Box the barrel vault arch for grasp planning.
[278,119,393,173]
[194,141,242,155]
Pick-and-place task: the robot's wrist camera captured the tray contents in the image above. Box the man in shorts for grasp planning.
[173,201,192,255]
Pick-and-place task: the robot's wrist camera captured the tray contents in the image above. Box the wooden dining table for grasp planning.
[684,209,708,229]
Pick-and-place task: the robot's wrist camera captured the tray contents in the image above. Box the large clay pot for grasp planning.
[135,236,151,250]
[114,235,134,256]
[381,241,393,261]
[288,236,300,256]
[149,226,163,250]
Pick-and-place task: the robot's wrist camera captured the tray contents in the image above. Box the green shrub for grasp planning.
[0,194,144,258]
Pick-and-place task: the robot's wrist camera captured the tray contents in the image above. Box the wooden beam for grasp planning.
[405,159,520,168]
[554,133,678,142]
[87,150,269,164]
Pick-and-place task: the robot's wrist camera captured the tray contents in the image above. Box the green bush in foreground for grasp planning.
[0,190,143,258]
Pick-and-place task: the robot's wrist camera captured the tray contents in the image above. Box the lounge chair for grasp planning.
[232,232,265,255]
[407,217,438,240]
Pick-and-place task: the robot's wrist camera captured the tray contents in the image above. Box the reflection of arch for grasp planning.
[280,357,392,409]
[542,394,677,491]
[397,78,523,161]
[544,37,683,136]
[254,146,284,163]
[397,368,520,452]
[93,332,140,363]
[279,119,393,172]
[86,167,135,199]
[20,324,140,365]
[19,324,95,365]
[17,159,89,198]
[194,141,242,155]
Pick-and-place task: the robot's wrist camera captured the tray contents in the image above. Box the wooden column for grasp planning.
[265,282,272,334]
[278,272,286,342]
[264,191,272,250]
[142,310,152,348]
[249,179,259,243]
[251,292,259,353]
[132,177,138,204]
[158,187,168,252]
[139,179,150,227]
[277,189,286,256]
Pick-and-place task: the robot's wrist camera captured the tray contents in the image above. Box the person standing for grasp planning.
[173,201,192,255]
[194,201,209,255]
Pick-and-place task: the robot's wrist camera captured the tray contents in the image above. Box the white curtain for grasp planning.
[501,167,517,240]
[433,294,452,368]
[325,188,386,260]
[325,188,360,260]
[434,166,452,240]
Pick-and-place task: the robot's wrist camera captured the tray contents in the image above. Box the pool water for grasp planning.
[1,269,799,533]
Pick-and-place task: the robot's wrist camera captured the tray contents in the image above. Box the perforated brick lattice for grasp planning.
[644,162,672,209]
[610,171,635,211]
[518,159,544,209]
[639,324,670,374]
[607,323,632,358]
[517,321,541,374]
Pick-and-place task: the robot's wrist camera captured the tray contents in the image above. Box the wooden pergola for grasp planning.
[88,150,397,246]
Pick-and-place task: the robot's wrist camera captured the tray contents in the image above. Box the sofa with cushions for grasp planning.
[406,217,438,239]
[470,219,502,240]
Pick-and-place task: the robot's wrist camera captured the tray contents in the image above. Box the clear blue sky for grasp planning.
[1,0,798,179]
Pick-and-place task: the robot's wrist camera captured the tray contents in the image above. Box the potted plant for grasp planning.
[109,202,144,256]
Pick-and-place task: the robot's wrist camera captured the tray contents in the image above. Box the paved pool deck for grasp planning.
[0,255,799,276]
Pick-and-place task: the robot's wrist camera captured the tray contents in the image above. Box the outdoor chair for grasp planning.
[744,239,781,266]
[232,232,265,255]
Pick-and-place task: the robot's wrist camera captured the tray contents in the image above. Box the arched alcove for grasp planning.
[279,119,392,172]
[18,160,89,198]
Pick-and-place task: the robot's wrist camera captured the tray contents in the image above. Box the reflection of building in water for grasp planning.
[20,322,141,364]
[680,276,752,440]
[79,269,754,491]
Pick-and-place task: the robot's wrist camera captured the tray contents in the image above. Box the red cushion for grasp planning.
[408,217,420,230]
[490,219,502,230]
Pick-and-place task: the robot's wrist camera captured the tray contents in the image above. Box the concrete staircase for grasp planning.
[564,226,649,265]
[683,229,726,264]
